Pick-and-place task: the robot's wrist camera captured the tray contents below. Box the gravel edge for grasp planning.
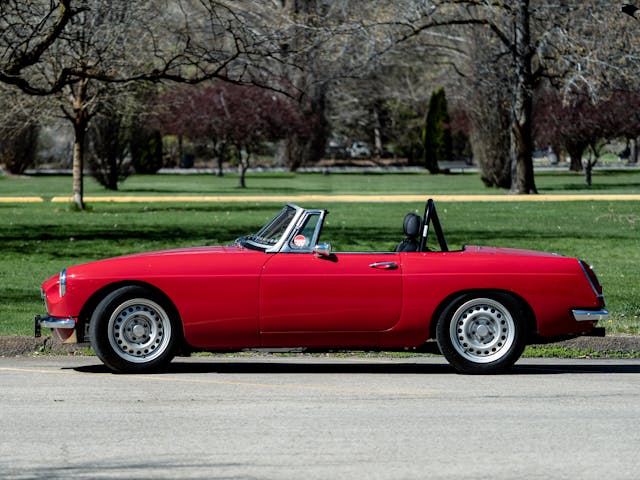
[0,336,89,357]
[1,335,640,358]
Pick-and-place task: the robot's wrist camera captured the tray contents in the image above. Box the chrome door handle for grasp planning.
[369,261,398,270]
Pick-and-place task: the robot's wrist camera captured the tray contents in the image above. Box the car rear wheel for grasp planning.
[436,293,527,374]
[89,286,180,373]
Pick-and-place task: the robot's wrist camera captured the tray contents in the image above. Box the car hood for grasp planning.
[60,245,258,280]
[117,245,245,259]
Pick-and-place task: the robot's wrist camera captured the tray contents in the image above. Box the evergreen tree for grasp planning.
[423,88,452,173]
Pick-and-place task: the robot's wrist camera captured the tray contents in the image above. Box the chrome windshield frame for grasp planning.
[238,204,328,253]
[264,204,306,253]
[279,209,327,253]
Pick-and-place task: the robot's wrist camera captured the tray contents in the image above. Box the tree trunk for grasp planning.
[280,0,327,171]
[107,155,118,190]
[509,0,537,194]
[373,106,383,159]
[284,89,327,171]
[72,125,85,208]
[567,144,585,172]
[584,145,599,187]
[237,145,248,188]
[469,107,511,188]
[238,162,246,188]
[213,141,224,176]
[629,137,638,165]
[569,155,583,171]
[71,79,89,209]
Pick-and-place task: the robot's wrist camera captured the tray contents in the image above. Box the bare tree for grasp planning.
[361,1,542,193]
[0,1,298,207]
[86,92,133,191]
[0,1,78,95]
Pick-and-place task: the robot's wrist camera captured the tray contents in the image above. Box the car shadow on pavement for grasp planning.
[72,359,640,375]
[74,361,456,375]
[510,363,640,375]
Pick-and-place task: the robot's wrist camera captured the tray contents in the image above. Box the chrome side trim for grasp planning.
[572,309,609,322]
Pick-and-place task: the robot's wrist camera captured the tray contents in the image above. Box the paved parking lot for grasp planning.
[2,355,640,479]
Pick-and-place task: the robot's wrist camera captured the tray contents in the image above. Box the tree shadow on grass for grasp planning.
[542,182,640,192]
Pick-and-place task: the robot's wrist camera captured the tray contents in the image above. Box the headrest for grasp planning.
[403,213,421,237]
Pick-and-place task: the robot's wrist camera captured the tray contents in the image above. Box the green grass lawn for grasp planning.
[2,168,640,197]
[1,170,639,336]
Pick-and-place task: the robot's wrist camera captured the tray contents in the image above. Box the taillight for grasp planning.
[579,260,603,296]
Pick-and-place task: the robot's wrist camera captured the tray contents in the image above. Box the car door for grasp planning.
[259,251,402,345]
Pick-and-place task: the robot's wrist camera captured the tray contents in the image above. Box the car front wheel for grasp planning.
[436,293,527,374]
[89,286,180,373]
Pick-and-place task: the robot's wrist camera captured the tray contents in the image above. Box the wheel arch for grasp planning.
[78,281,184,343]
[429,289,537,341]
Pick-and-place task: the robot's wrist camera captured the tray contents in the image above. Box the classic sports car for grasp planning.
[36,200,608,374]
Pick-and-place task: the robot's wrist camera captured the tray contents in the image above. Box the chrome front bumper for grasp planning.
[572,309,609,322]
[34,314,76,337]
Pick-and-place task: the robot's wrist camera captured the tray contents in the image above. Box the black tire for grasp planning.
[89,286,181,373]
[435,293,528,374]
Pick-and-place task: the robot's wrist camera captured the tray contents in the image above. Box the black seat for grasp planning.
[395,213,421,252]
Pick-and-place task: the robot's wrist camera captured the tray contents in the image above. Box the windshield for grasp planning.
[238,205,299,250]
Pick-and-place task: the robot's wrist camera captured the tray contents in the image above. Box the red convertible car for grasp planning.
[36,200,608,374]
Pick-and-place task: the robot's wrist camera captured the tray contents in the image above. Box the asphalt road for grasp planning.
[2,355,640,479]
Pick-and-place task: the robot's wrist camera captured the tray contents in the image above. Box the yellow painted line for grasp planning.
[0,196,43,203]
[50,195,296,203]
[47,194,640,203]
[0,367,84,376]
[432,194,640,202]
[0,366,432,396]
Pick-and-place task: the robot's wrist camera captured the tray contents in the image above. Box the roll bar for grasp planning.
[419,199,449,252]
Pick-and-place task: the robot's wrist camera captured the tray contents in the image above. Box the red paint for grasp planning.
[40,244,604,350]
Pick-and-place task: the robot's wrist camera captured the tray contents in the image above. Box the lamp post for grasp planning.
[622,4,639,18]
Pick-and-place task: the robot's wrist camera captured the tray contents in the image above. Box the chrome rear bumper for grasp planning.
[34,315,76,337]
[572,309,609,322]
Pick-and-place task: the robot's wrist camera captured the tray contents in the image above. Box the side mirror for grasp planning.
[313,243,332,257]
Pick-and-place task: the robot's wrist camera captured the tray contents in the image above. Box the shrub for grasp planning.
[87,112,130,190]
[131,128,163,174]
[0,123,39,174]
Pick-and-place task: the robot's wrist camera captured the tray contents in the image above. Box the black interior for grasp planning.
[395,213,421,252]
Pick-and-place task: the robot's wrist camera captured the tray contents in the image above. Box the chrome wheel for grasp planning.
[107,298,172,363]
[449,298,515,364]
